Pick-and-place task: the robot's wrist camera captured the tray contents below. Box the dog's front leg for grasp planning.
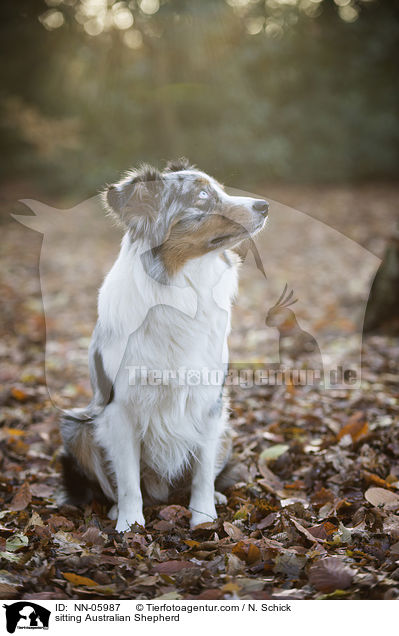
[189,434,219,528]
[98,402,145,532]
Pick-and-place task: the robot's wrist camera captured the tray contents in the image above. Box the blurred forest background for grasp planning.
[1,0,398,202]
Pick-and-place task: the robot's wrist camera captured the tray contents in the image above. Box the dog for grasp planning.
[60,158,268,531]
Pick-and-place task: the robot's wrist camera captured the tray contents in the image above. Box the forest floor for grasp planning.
[0,181,398,600]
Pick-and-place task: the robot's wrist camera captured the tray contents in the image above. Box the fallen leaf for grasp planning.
[184,539,201,548]
[257,513,278,530]
[81,527,105,546]
[365,487,399,510]
[193,589,224,600]
[307,522,337,540]
[259,444,289,462]
[53,531,84,556]
[6,534,29,552]
[337,411,368,443]
[11,388,28,402]
[30,483,54,498]
[232,541,261,564]
[235,577,265,592]
[155,592,183,600]
[291,518,325,543]
[311,487,335,507]
[71,584,116,595]
[258,464,286,497]
[223,521,245,541]
[2,427,26,437]
[9,482,32,511]
[25,511,44,529]
[152,520,172,532]
[0,583,20,598]
[222,582,240,593]
[0,552,25,564]
[226,553,245,575]
[309,557,353,592]
[159,505,191,523]
[62,572,99,587]
[362,471,391,489]
[154,560,198,574]
[48,515,75,532]
[273,551,307,579]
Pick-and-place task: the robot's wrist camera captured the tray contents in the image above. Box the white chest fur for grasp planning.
[95,235,238,479]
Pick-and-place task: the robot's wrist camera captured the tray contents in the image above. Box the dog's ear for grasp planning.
[103,164,162,227]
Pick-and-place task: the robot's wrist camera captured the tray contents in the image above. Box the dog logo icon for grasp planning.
[3,602,50,634]
[266,284,324,372]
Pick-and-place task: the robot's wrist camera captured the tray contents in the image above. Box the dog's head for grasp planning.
[103,158,269,276]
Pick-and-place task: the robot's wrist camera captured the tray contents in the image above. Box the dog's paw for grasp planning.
[189,506,217,529]
[214,491,227,506]
[116,510,145,532]
[107,504,118,520]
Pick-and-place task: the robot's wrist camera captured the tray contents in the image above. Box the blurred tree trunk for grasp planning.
[364,228,399,333]
[146,28,182,158]
[157,50,181,157]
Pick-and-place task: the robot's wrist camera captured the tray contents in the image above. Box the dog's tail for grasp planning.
[59,409,115,506]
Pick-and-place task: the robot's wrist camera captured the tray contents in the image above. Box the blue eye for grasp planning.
[199,190,208,199]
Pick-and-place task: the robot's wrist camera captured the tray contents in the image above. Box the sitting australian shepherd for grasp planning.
[60,158,268,531]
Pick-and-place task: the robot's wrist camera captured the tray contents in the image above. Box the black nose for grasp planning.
[253,199,269,216]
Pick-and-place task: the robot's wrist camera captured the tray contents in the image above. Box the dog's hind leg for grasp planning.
[95,402,145,532]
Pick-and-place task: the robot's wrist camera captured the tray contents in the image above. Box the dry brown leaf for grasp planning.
[307,522,337,540]
[159,505,191,523]
[154,560,198,574]
[0,583,20,598]
[257,513,278,530]
[232,541,261,564]
[337,411,369,443]
[309,557,353,592]
[30,482,54,498]
[362,471,391,489]
[2,427,26,437]
[184,539,201,548]
[11,387,29,402]
[291,518,325,543]
[48,515,75,532]
[62,572,99,587]
[311,487,335,507]
[25,511,44,529]
[152,520,172,532]
[81,527,105,546]
[194,589,224,600]
[222,582,240,593]
[223,521,245,541]
[258,462,286,497]
[9,482,32,511]
[365,487,399,510]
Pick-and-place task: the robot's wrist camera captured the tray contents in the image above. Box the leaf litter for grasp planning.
[0,186,398,600]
